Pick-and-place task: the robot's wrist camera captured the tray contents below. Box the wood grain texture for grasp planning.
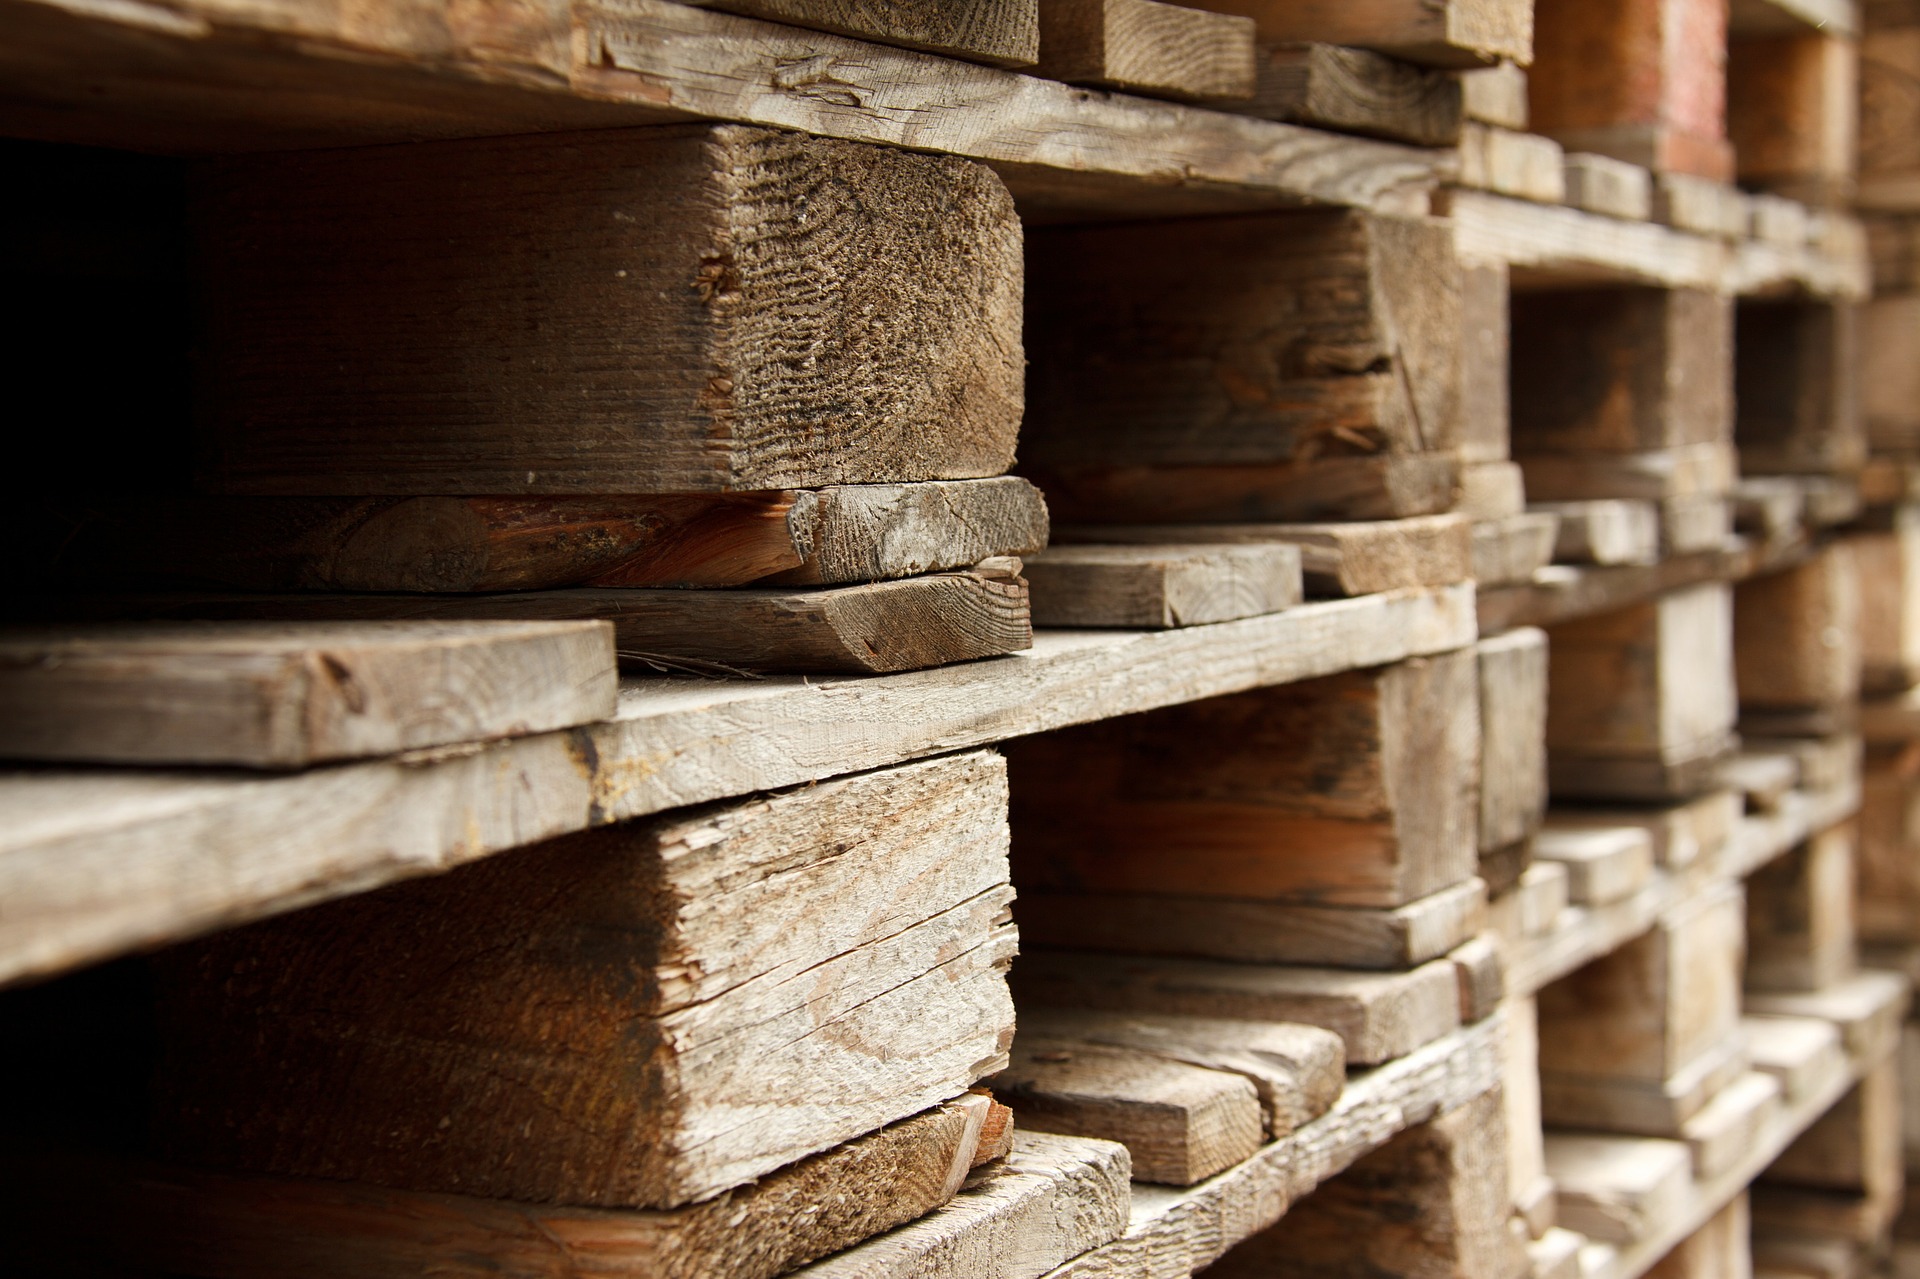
[1009,649,1480,908]
[196,125,1023,495]
[1479,628,1549,853]
[990,1040,1264,1184]
[681,0,1040,65]
[1736,298,1865,476]
[1180,0,1532,67]
[1458,123,1568,202]
[1239,43,1463,144]
[1055,515,1471,597]
[1009,1008,1345,1137]
[1027,454,1461,524]
[152,751,1018,1208]
[1544,1133,1693,1243]
[15,481,1051,594]
[1023,210,1460,506]
[0,621,616,768]
[1728,30,1858,199]
[1860,25,1920,209]
[1529,0,1734,181]
[9,1099,1005,1279]
[45,563,1033,676]
[1023,544,1302,628]
[1206,1088,1528,1279]
[1036,0,1257,102]
[1017,879,1488,969]
[1735,547,1862,713]
[791,1131,1133,1278]
[1013,950,1463,1065]
[0,585,1478,990]
[1511,287,1734,458]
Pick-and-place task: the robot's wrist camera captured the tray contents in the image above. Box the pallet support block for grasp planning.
[1736,545,1863,718]
[1735,299,1865,477]
[149,751,1019,1208]
[1746,821,1859,993]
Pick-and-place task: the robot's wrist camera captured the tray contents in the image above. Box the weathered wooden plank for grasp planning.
[1480,628,1550,856]
[0,621,615,769]
[1545,1133,1694,1244]
[1017,879,1488,970]
[1206,1089,1528,1278]
[1654,172,1754,238]
[1055,515,1471,597]
[9,1098,1011,1279]
[196,125,1022,495]
[1023,544,1302,629]
[1025,455,1461,525]
[1179,0,1532,67]
[1238,42,1463,145]
[1680,1073,1785,1179]
[1529,0,1734,181]
[45,563,1033,676]
[1010,1009,1345,1143]
[1746,1014,1851,1105]
[0,584,1477,989]
[680,0,1040,65]
[1760,1054,1905,1236]
[1024,209,1461,523]
[1459,123,1568,202]
[1009,649,1480,908]
[1646,1192,1755,1279]
[152,751,1018,1208]
[16,481,1053,593]
[1013,951,1463,1065]
[1534,825,1657,905]
[1472,514,1560,589]
[1564,152,1657,219]
[1539,499,1663,566]
[1462,59,1529,128]
[1036,0,1257,101]
[1548,791,1743,871]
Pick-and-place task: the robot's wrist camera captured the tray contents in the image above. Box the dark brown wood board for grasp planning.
[1179,0,1533,67]
[681,0,1041,65]
[1036,0,1257,102]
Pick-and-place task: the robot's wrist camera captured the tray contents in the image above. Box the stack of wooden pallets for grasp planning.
[0,0,1914,1277]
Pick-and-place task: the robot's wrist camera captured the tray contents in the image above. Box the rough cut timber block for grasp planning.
[1472,514,1560,590]
[17,480,1054,594]
[150,751,1019,1209]
[988,1038,1262,1184]
[1016,879,1488,969]
[1506,996,1554,1237]
[1023,210,1462,524]
[52,561,1034,676]
[0,620,616,769]
[1751,191,1814,243]
[1537,499,1662,566]
[1488,862,1570,950]
[194,126,1023,495]
[1177,0,1532,67]
[1546,584,1739,801]
[1239,42,1464,145]
[1035,0,1257,101]
[1450,934,1505,1023]
[1860,23,1920,209]
[10,1098,1014,1279]
[1538,882,1748,1132]
[1458,123,1569,202]
[1864,296,1920,454]
[1547,790,1743,871]
[1745,970,1911,1063]
[1053,514,1471,597]
[1528,0,1735,181]
[1543,1133,1693,1244]
[1023,543,1302,629]
[1010,950,1463,1065]
[1659,495,1732,555]
[1460,460,1527,520]
[1849,509,1920,693]
[1510,287,1734,463]
[1564,152,1657,219]
[1745,1014,1850,1105]
[1008,1008,1346,1136]
[1533,825,1656,905]
[791,1131,1133,1278]
[1736,547,1863,716]
[1459,260,1512,464]
[1736,300,1866,476]
[1681,1072,1785,1179]
[1746,822,1859,992]
[1463,60,1531,128]
[1008,650,1480,909]
[679,0,1042,65]
[1759,1055,1906,1239]
[1479,628,1550,862]
[1205,1089,1529,1279]
[1646,1192,1754,1279]
[1728,30,1859,203]
[1861,744,1920,944]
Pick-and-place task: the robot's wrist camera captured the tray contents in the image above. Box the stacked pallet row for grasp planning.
[0,1,1904,1278]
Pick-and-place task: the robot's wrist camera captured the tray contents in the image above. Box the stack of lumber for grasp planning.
[1,0,1915,1277]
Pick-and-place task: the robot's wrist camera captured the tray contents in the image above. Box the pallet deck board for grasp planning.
[0,584,1475,988]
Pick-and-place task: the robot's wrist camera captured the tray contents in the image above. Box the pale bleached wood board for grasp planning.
[1443,189,1868,298]
[1042,1014,1506,1277]
[0,584,1475,987]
